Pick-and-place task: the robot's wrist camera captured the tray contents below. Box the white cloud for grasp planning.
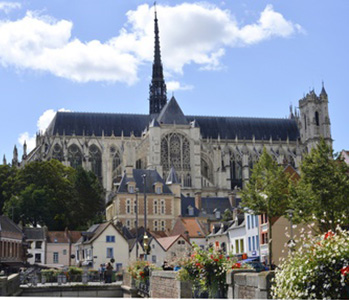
[0,4,303,83]
[167,81,193,91]
[18,108,71,153]
[0,2,21,14]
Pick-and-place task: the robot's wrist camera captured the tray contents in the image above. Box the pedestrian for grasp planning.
[98,264,105,282]
[105,262,113,283]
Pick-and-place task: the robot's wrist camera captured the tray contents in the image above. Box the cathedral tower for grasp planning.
[298,83,332,151]
[149,4,167,116]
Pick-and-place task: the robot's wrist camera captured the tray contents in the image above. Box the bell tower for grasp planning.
[298,83,332,151]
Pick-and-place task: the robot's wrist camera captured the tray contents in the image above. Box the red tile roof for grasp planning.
[171,218,207,238]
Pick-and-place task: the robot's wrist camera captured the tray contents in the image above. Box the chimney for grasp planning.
[195,191,202,210]
[125,166,134,178]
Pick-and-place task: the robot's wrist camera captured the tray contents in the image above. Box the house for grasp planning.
[170,217,208,249]
[340,150,349,165]
[75,221,129,271]
[106,168,181,232]
[23,227,47,265]
[147,234,191,267]
[227,214,246,256]
[206,221,232,253]
[0,215,25,274]
[245,211,260,260]
[46,229,81,267]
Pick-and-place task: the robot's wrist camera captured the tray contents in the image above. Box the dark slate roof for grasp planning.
[23,227,46,240]
[0,215,23,235]
[181,196,234,217]
[46,112,151,137]
[157,96,188,125]
[186,115,299,141]
[118,169,173,194]
[47,111,299,141]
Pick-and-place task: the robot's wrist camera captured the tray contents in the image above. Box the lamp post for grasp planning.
[285,209,295,254]
[135,188,139,260]
[142,173,149,261]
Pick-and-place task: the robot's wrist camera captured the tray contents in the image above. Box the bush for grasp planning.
[127,261,157,282]
[68,266,83,275]
[271,225,349,299]
[176,244,250,298]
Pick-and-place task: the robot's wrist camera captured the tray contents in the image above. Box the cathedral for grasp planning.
[20,9,331,204]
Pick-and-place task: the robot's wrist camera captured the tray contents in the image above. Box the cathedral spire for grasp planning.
[149,2,167,115]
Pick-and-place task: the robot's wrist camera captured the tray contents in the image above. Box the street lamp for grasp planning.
[142,173,149,261]
[135,188,139,260]
[285,209,295,254]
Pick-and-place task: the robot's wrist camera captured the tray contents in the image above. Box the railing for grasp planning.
[134,279,150,298]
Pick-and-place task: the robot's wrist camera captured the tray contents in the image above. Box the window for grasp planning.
[240,239,244,253]
[152,255,157,263]
[248,237,251,251]
[106,248,114,258]
[53,252,59,263]
[128,185,135,194]
[76,250,79,260]
[262,233,268,245]
[160,200,165,214]
[255,216,258,227]
[161,220,165,231]
[35,253,41,263]
[315,111,320,126]
[188,205,194,216]
[35,241,42,249]
[252,236,255,251]
[126,220,131,229]
[154,220,158,231]
[251,215,254,228]
[154,200,158,214]
[155,186,161,194]
[89,145,102,178]
[126,199,131,214]
[247,216,250,229]
[256,235,259,250]
[63,249,67,255]
[235,240,239,254]
[106,236,115,243]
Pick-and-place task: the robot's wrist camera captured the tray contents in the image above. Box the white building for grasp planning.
[147,234,191,267]
[23,227,47,265]
[227,215,246,256]
[245,212,260,259]
[75,222,129,271]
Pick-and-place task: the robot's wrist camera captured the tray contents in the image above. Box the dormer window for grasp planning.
[154,182,162,194]
[129,185,135,193]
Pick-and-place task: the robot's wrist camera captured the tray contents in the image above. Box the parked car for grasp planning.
[239,259,268,272]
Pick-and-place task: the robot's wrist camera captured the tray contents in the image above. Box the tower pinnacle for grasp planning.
[149,3,167,115]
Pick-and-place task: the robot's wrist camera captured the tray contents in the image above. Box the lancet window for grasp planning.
[230,151,242,189]
[68,144,82,169]
[89,145,102,178]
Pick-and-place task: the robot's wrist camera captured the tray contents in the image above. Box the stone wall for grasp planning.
[150,271,192,298]
[0,274,21,296]
[226,270,275,299]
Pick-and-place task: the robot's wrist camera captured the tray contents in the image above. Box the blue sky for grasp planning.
[0,0,348,162]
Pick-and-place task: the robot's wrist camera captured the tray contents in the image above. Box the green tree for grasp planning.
[3,160,105,230]
[290,138,349,232]
[0,164,17,215]
[4,160,75,229]
[68,167,105,229]
[241,148,289,269]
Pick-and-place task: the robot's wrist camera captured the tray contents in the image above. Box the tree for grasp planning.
[68,167,105,229]
[3,160,75,229]
[290,138,349,232]
[241,148,289,269]
[3,160,105,230]
[0,164,17,215]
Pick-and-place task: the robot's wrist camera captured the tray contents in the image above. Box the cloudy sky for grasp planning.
[0,0,348,162]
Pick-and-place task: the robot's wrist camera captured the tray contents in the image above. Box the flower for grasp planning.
[233,263,241,269]
[324,230,335,240]
[340,266,349,276]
